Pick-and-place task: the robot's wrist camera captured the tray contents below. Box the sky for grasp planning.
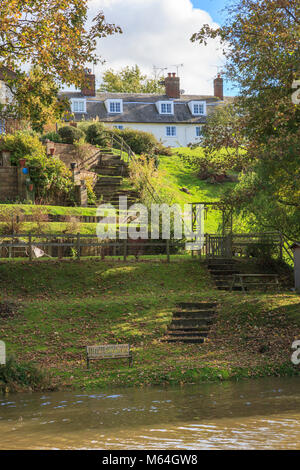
[83,0,236,96]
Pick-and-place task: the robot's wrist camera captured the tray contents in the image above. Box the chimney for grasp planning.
[214,74,224,100]
[165,72,180,99]
[81,68,96,97]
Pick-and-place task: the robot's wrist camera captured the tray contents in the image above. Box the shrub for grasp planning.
[0,206,25,234]
[154,141,173,156]
[0,132,75,204]
[113,128,158,154]
[85,176,97,205]
[0,356,51,393]
[84,122,110,147]
[58,125,85,144]
[41,131,62,143]
[0,131,45,165]
[30,206,49,234]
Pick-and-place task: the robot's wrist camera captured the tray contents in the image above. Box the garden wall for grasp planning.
[0,167,18,200]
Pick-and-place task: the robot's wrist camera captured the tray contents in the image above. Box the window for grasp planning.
[188,100,206,116]
[193,103,204,115]
[196,126,203,137]
[161,103,172,114]
[110,102,121,113]
[166,126,176,137]
[105,99,123,114]
[71,99,86,113]
[157,101,174,115]
[114,125,124,130]
[0,120,5,135]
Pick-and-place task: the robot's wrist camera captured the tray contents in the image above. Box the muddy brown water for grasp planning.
[0,377,300,449]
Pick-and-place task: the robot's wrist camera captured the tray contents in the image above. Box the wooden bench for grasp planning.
[230,274,280,293]
[86,344,133,369]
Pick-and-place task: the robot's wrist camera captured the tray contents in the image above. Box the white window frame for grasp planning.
[71,99,86,113]
[188,100,206,116]
[105,99,123,114]
[0,119,5,135]
[196,126,203,137]
[156,101,174,115]
[166,126,177,137]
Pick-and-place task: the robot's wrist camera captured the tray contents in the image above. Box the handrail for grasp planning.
[104,130,136,163]
[77,148,102,171]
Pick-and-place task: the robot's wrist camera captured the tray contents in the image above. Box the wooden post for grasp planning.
[76,233,81,260]
[166,239,170,263]
[279,233,283,260]
[123,239,127,261]
[28,233,32,262]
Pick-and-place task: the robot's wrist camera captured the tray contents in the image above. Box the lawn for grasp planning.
[157,150,237,233]
[0,257,299,391]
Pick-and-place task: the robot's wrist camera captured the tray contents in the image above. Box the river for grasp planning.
[0,377,299,449]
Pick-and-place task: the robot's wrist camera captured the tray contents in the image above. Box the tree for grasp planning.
[192,0,300,239]
[0,1,121,129]
[99,65,164,93]
[0,1,121,87]
[9,67,69,133]
[202,102,249,169]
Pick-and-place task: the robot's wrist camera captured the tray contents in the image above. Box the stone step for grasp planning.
[95,168,129,176]
[97,176,123,182]
[171,318,213,327]
[215,279,233,286]
[210,270,239,276]
[167,331,209,338]
[176,302,217,309]
[173,311,216,319]
[100,155,122,161]
[208,263,236,269]
[165,337,205,344]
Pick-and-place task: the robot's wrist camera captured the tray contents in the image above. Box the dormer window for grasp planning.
[156,101,174,115]
[188,101,206,116]
[71,99,86,113]
[105,99,123,114]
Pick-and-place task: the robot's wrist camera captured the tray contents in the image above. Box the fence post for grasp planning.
[279,233,283,260]
[166,239,170,263]
[76,233,81,260]
[123,239,127,261]
[28,233,32,262]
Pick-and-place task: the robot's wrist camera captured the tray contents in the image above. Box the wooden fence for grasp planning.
[205,232,285,259]
[0,233,189,263]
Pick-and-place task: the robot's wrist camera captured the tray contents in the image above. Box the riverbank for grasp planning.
[0,258,299,392]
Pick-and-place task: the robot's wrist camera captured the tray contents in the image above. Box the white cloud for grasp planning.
[88,0,224,94]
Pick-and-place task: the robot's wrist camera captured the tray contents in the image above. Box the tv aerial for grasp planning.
[153,63,184,80]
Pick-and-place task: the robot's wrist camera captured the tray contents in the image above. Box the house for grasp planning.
[0,67,21,135]
[60,71,229,148]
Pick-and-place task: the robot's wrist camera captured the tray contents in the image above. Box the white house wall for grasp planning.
[104,122,203,148]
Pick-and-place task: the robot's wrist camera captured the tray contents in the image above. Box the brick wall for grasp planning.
[46,142,98,169]
[0,167,18,200]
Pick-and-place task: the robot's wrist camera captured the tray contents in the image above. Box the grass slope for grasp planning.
[0,258,299,391]
[158,150,236,233]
